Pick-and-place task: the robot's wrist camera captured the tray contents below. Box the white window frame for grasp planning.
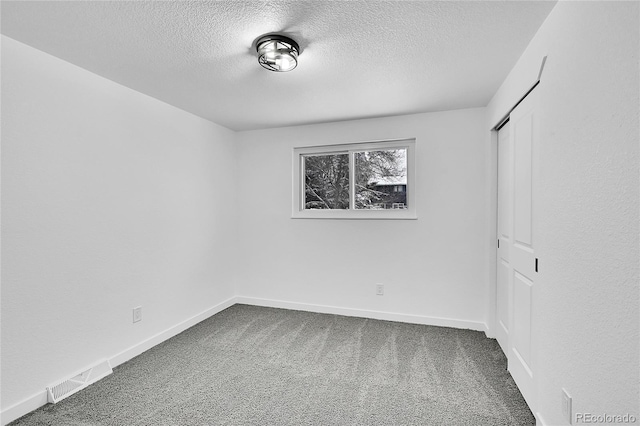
[292,138,417,219]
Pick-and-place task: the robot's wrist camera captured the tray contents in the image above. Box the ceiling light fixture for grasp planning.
[256,34,299,72]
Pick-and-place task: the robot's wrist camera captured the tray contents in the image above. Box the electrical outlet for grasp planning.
[376,283,384,296]
[133,306,142,323]
[562,388,572,424]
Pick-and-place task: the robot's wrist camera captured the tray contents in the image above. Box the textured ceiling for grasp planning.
[1,1,556,131]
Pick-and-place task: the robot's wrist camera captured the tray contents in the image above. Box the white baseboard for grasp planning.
[0,392,48,426]
[109,296,236,368]
[483,323,496,339]
[0,296,236,426]
[535,411,548,426]
[236,296,489,332]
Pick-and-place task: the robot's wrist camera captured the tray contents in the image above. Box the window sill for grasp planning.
[291,209,417,220]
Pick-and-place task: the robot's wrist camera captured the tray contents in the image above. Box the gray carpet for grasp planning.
[10,304,534,425]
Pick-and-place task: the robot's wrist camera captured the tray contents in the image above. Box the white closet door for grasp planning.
[507,88,538,411]
[496,122,513,355]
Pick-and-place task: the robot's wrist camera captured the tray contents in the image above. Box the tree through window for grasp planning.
[294,139,416,219]
[354,149,407,210]
[304,153,350,209]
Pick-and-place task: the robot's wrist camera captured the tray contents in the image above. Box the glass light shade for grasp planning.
[256,34,299,72]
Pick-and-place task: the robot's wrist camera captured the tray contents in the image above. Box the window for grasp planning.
[293,139,416,219]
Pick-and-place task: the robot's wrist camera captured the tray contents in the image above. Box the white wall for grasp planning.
[487,2,639,424]
[235,108,490,330]
[1,36,237,419]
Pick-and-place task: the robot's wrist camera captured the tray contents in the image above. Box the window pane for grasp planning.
[304,154,350,209]
[355,149,407,210]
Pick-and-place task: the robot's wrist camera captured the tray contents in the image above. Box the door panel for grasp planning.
[498,123,513,243]
[514,113,534,247]
[512,272,532,368]
[497,260,510,338]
